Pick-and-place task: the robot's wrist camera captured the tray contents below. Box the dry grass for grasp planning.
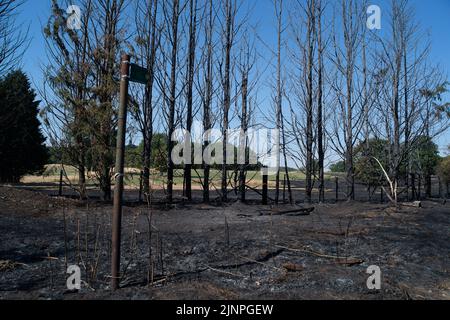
[0,260,26,272]
[21,164,341,191]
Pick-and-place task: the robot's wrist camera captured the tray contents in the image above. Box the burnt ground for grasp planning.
[0,186,449,300]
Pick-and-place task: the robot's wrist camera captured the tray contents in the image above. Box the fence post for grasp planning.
[335,177,339,203]
[262,170,268,205]
[418,177,421,200]
[58,169,63,197]
[138,170,143,203]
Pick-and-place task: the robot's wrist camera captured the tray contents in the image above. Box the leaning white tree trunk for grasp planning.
[372,157,398,205]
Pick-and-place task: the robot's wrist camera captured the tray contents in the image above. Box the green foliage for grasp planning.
[353,136,441,186]
[354,139,389,186]
[150,134,168,172]
[123,136,264,173]
[410,136,441,176]
[47,145,73,165]
[125,143,142,169]
[437,156,450,184]
[420,82,450,119]
[329,161,345,173]
[0,71,48,182]
[123,133,168,172]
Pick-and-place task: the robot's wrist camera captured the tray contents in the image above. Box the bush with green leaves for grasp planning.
[354,139,389,186]
[437,156,450,185]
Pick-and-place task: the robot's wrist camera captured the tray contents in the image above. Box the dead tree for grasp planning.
[329,0,364,201]
[238,71,248,202]
[289,0,317,204]
[183,0,198,201]
[133,0,160,197]
[373,0,415,199]
[304,0,315,204]
[220,0,236,202]
[341,0,358,201]
[391,1,403,193]
[274,0,283,204]
[200,0,214,203]
[237,30,256,203]
[273,0,293,205]
[42,0,94,200]
[371,0,449,202]
[164,0,182,204]
[402,21,410,200]
[316,0,325,202]
[90,0,126,201]
[0,0,27,75]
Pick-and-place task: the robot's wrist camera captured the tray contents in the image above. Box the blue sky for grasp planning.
[16,0,450,154]
[411,0,450,154]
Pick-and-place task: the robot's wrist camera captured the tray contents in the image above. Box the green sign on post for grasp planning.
[130,63,149,85]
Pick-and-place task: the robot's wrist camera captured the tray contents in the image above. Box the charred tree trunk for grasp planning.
[221,0,233,202]
[392,53,401,198]
[167,0,180,204]
[78,160,87,199]
[142,0,159,197]
[317,0,325,203]
[342,0,355,201]
[239,74,248,202]
[403,48,410,201]
[274,0,283,204]
[184,0,198,201]
[305,0,315,204]
[96,0,124,201]
[202,0,213,203]
[281,106,293,204]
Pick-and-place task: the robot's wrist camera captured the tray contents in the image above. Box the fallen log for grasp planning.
[278,207,315,216]
[197,205,217,211]
[334,258,365,266]
[205,266,244,278]
[282,263,304,272]
[259,207,315,217]
[275,244,364,266]
[245,185,276,202]
[237,214,253,218]
[398,201,422,208]
[165,249,287,280]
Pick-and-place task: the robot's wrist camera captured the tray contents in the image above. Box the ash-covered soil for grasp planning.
[0,186,449,300]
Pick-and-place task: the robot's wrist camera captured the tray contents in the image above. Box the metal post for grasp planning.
[112,54,131,290]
